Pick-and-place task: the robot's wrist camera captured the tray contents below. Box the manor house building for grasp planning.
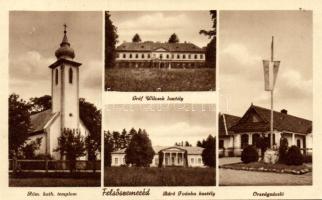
[111,146,205,167]
[115,41,206,68]
[218,104,312,157]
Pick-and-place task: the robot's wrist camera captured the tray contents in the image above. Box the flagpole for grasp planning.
[270,36,274,148]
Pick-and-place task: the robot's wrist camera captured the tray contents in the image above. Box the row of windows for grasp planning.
[54,68,73,85]
[190,157,202,164]
[117,53,204,60]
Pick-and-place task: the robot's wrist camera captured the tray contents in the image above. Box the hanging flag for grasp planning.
[263,60,280,91]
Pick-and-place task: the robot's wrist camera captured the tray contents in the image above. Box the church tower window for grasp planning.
[55,69,59,85]
[69,67,73,84]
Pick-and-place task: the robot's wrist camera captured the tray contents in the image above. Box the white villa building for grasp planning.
[219,104,312,157]
[111,146,205,167]
[115,41,206,68]
[27,27,91,160]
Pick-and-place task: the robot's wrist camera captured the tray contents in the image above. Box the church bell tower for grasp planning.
[49,24,82,130]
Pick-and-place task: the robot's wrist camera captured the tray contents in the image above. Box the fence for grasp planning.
[9,159,101,173]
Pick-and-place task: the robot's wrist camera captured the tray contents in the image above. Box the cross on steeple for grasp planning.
[64,23,67,34]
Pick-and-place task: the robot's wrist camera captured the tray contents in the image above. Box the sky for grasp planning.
[110,11,213,48]
[219,11,312,120]
[104,104,216,146]
[9,11,102,108]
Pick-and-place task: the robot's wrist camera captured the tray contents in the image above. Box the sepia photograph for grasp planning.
[103,104,216,186]
[218,11,312,186]
[105,11,216,91]
[8,11,102,187]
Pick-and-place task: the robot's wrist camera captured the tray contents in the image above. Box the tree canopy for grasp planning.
[201,135,216,167]
[105,11,119,69]
[9,94,31,157]
[29,95,52,114]
[125,128,155,167]
[168,33,179,43]
[132,33,142,43]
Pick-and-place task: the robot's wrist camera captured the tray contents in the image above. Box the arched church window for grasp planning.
[69,68,73,84]
[55,69,58,85]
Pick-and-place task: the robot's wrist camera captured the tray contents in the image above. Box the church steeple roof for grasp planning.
[55,24,75,59]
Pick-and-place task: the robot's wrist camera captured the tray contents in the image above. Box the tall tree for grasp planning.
[201,135,216,167]
[199,10,216,68]
[125,128,155,167]
[104,130,114,166]
[105,11,119,69]
[21,137,42,159]
[168,33,179,43]
[29,95,52,114]
[54,128,86,172]
[9,94,31,158]
[132,33,142,42]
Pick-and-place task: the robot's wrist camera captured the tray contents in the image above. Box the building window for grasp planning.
[188,54,191,59]
[166,54,169,59]
[123,54,126,58]
[171,54,174,59]
[69,68,73,84]
[115,158,118,165]
[297,139,301,148]
[198,158,202,164]
[200,54,203,59]
[219,140,224,148]
[55,69,58,85]
[135,54,138,58]
[177,54,180,59]
[148,54,151,58]
[194,54,197,59]
[183,54,186,59]
[252,134,260,146]
[142,54,144,59]
[116,53,119,58]
[160,54,163,59]
[191,158,194,164]
[129,54,132,59]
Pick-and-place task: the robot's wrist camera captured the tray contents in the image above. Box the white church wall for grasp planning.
[187,154,204,167]
[49,115,61,160]
[63,65,79,129]
[52,68,61,114]
[111,154,125,166]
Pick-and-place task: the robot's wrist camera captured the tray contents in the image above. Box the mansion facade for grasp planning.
[111,146,205,167]
[115,41,206,68]
[219,104,312,157]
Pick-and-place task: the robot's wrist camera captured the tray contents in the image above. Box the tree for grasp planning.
[125,128,155,167]
[29,95,52,114]
[105,11,119,69]
[255,135,270,159]
[279,135,289,163]
[54,128,86,172]
[79,98,101,159]
[132,33,142,42]
[9,94,31,158]
[199,10,216,68]
[104,131,114,166]
[168,33,179,43]
[201,135,216,167]
[21,137,42,159]
[185,141,192,147]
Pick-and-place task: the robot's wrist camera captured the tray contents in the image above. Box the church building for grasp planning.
[28,26,90,160]
[219,104,312,157]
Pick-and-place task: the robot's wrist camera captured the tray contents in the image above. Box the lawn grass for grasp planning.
[105,68,216,91]
[220,162,311,175]
[9,172,100,187]
[104,167,215,186]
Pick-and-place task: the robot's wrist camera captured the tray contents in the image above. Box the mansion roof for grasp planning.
[219,113,241,136]
[116,41,205,53]
[112,145,204,155]
[230,105,312,134]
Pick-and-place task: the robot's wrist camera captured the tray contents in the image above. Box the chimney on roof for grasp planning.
[281,109,288,114]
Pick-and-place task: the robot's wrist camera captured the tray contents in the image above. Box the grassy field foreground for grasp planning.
[105,68,216,91]
[104,167,215,186]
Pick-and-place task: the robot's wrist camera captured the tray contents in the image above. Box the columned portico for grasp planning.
[161,148,186,167]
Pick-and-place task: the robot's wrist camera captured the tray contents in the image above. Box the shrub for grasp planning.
[241,145,259,164]
[303,155,312,163]
[278,136,288,163]
[285,145,303,165]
